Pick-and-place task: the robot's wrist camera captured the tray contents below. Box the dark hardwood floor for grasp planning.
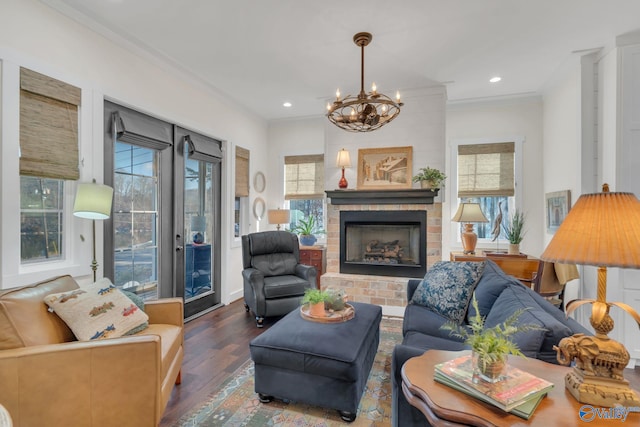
[159,299,640,426]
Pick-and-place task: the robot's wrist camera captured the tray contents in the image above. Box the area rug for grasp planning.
[174,316,403,426]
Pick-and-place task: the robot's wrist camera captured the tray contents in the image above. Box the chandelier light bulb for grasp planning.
[396,91,401,102]
[382,104,388,114]
[327,102,331,111]
[336,88,341,101]
[371,82,377,94]
[350,107,356,118]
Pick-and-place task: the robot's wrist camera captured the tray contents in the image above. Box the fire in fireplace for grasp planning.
[340,210,426,278]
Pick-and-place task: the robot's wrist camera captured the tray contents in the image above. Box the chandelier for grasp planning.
[327,32,403,132]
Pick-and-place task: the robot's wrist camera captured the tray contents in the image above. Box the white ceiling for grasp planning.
[42,0,640,121]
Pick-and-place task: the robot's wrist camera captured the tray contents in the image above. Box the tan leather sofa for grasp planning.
[0,275,184,427]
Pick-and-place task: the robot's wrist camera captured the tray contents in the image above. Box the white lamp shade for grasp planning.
[267,209,290,225]
[73,182,114,220]
[336,149,352,168]
[190,215,206,231]
[451,202,489,223]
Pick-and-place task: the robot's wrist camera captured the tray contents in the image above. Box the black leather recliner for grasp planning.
[242,231,316,327]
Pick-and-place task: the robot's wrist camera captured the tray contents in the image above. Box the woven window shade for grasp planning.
[457,142,514,198]
[19,67,81,180]
[235,146,250,197]
[285,154,325,200]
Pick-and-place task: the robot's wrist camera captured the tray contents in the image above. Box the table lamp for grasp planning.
[540,184,640,407]
[336,148,351,189]
[451,202,489,254]
[267,208,290,230]
[73,180,114,282]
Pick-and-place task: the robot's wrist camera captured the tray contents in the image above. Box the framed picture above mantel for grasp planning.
[356,146,413,190]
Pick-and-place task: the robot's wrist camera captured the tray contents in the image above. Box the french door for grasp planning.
[103,101,221,318]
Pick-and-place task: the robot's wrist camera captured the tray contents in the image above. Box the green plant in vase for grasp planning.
[291,216,324,246]
[301,288,330,317]
[411,166,446,190]
[502,209,526,254]
[441,295,544,382]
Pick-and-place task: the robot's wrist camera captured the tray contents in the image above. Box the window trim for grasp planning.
[449,136,524,248]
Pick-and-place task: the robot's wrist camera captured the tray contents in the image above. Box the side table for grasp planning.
[299,246,325,288]
[401,350,639,426]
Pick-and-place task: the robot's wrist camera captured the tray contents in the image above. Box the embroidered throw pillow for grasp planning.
[43,278,149,341]
[410,261,486,324]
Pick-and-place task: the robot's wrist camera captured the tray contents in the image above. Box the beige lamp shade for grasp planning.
[451,203,489,223]
[541,190,640,268]
[73,182,114,220]
[336,149,352,168]
[267,209,290,225]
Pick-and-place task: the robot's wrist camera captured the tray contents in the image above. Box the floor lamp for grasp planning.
[73,180,114,282]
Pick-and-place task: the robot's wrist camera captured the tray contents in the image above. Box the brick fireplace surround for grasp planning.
[321,201,442,317]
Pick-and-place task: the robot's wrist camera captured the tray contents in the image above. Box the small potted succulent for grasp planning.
[302,288,330,317]
[502,209,526,255]
[441,295,544,382]
[412,167,446,190]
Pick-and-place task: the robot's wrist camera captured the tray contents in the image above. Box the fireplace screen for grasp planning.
[340,211,426,278]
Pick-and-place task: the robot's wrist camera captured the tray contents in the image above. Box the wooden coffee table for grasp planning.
[401,350,640,426]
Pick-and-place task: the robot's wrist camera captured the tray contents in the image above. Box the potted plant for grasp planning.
[412,166,446,190]
[291,216,322,246]
[302,288,329,317]
[441,295,544,382]
[502,209,526,255]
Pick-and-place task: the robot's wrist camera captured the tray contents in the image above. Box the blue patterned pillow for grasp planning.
[410,261,486,324]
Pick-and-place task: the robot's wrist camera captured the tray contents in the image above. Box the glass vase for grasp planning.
[472,352,507,383]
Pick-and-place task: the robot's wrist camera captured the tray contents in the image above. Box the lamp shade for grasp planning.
[73,182,113,220]
[541,190,640,268]
[451,203,489,223]
[190,215,206,231]
[336,149,352,168]
[267,209,290,225]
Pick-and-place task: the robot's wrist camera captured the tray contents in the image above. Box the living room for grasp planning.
[2,0,640,425]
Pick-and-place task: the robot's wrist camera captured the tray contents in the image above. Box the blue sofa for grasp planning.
[391,259,590,427]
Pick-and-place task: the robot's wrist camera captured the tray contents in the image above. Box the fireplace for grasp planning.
[340,210,426,278]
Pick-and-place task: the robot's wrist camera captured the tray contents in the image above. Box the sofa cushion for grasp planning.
[410,261,485,324]
[484,285,572,359]
[403,304,467,342]
[0,275,78,350]
[467,259,521,322]
[44,278,149,341]
[135,323,183,380]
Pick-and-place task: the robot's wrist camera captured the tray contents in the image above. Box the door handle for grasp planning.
[176,246,183,252]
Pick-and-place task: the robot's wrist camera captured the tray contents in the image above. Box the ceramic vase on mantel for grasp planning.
[508,243,520,255]
[420,180,438,190]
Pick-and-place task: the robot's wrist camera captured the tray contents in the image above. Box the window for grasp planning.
[235,146,250,238]
[20,177,65,263]
[18,67,81,264]
[284,155,325,234]
[452,139,522,243]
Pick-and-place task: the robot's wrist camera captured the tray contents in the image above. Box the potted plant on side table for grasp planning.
[412,166,446,190]
[292,215,322,246]
[502,209,526,255]
[442,295,544,382]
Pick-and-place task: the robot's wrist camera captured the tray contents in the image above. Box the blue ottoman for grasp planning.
[249,301,382,422]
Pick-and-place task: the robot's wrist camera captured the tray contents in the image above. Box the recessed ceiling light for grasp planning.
[489,76,502,83]
[283,102,292,108]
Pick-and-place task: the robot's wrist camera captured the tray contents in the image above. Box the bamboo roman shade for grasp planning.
[457,142,515,198]
[235,146,250,197]
[19,67,81,180]
[285,154,325,200]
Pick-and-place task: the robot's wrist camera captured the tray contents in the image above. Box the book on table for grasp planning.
[434,355,554,414]
[433,370,545,420]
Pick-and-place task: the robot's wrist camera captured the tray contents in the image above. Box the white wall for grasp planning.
[446,96,544,258]
[0,0,268,305]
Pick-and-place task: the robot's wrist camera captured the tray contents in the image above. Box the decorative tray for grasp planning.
[300,303,355,323]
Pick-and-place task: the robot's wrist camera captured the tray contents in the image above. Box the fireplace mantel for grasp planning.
[325,189,439,205]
